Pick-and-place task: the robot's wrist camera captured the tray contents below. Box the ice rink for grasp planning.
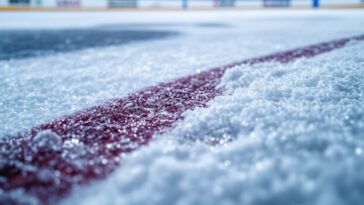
[1,10,364,205]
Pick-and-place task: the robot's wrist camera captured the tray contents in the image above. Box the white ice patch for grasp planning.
[62,41,364,205]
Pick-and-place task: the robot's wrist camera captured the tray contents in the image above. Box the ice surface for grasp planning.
[0,29,177,60]
[1,10,364,137]
[61,41,364,205]
[1,10,364,205]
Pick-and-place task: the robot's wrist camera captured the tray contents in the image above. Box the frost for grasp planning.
[62,40,364,205]
[1,10,364,205]
[2,11,364,137]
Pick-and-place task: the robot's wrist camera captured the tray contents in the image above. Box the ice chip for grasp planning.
[32,130,62,152]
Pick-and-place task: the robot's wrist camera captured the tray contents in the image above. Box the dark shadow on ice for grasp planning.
[195,23,231,28]
[102,23,232,28]
[0,29,178,60]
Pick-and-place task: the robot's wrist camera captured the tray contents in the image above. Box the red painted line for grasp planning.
[1,34,363,204]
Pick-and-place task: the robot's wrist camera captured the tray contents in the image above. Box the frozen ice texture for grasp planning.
[1,10,364,205]
[2,10,364,137]
[61,41,364,205]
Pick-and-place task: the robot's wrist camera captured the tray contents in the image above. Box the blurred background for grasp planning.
[0,0,363,10]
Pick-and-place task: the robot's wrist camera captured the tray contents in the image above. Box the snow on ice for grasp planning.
[0,10,364,205]
[1,10,364,136]
[61,40,364,205]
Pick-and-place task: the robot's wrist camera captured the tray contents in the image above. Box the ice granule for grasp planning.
[32,130,62,152]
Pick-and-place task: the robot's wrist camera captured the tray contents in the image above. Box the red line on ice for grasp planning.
[1,34,363,204]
